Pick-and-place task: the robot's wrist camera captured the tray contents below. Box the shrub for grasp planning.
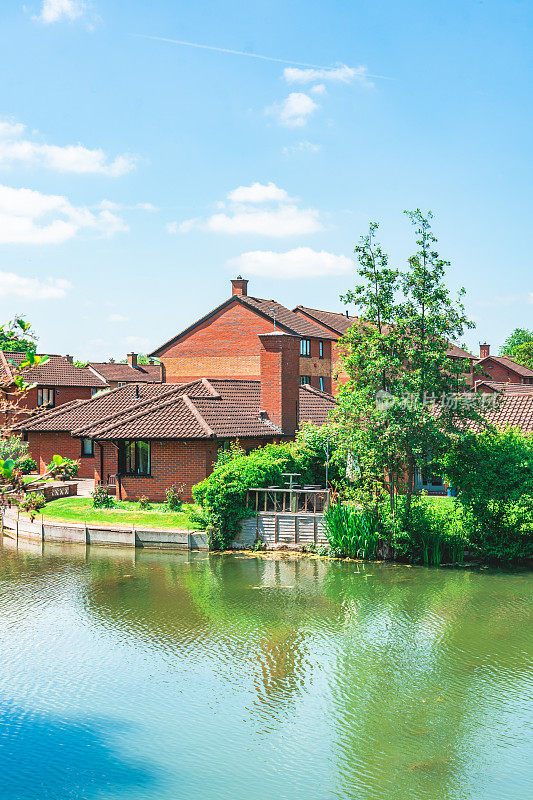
[138,496,151,510]
[47,455,79,481]
[165,483,185,512]
[91,485,115,508]
[19,492,46,521]
[444,427,533,562]
[324,501,379,559]
[398,497,467,566]
[187,504,208,528]
[16,455,37,475]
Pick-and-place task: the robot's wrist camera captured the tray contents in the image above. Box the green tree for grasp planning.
[499,327,533,358]
[0,318,36,353]
[333,211,481,523]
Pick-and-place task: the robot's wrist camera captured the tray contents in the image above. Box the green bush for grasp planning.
[187,504,208,528]
[47,455,79,481]
[91,485,115,508]
[16,455,37,475]
[0,435,29,462]
[138,496,151,510]
[324,501,379,559]
[397,497,467,566]
[19,492,46,520]
[165,483,185,512]
[444,427,533,562]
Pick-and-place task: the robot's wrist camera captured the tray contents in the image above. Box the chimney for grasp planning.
[480,343,490,359]
[231,276,248,297]
[127,352,138,369]
[258,332,300,435]
[65,354,73,364]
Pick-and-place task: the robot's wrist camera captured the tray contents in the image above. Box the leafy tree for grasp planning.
[444,427,533,562]
[499,327,533,358]
[333,211,482,524]
[0,318,36,353]
[511,340,533,370]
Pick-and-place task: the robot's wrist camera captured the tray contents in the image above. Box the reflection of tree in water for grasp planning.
[322,564,533,800]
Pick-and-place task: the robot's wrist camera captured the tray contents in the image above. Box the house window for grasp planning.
[118,382,127,388]
[300,339,311,357]
[37,388,55,407]
[81,438,94,457]
[121,440,151,476]
[91,388,99,396]
[300,375,311,385]
[319,341,324,358]
[319,376,324,391]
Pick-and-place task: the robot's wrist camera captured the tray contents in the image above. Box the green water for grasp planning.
[0,537,531,800]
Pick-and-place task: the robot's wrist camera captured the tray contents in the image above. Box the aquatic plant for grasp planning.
[324,501,379,560]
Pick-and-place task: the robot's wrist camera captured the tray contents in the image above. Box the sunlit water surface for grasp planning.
[0,536,531,800]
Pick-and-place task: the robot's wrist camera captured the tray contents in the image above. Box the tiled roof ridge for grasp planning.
[182,394,215,437]
[0,351,14,382]
[241,295,336,339]
[72,381,200,437]
[295,303,358,319]
[200,377,221,398]
[300,383,335,401]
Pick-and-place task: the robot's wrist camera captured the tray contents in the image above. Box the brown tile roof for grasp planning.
[475,381,533,394]
[88,362,162,383]
[0,351,106,388]
[478,393,533,434]
[18,378,336,441]
[294,305,475,360]
[150,295,336,356]
[14,383,180,433]
[475,355,533,378]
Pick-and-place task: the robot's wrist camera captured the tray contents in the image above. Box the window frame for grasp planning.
[300,375,311,386]
[37,387,55,408]
[300,338,311,358]
[120,439,151,477]
[81,438,94,458]
[319,340,324,359]
[319,376,324,391]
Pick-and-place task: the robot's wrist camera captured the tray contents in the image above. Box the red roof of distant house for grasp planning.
[88,361,161,384]
[0,352,106,388]
[16,379,335,440]
[474,381,533,394]
[476,393,533,434]
[475,355,533,378]
[294,305,475,359]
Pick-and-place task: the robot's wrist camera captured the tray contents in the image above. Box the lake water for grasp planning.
[0,537,531,800]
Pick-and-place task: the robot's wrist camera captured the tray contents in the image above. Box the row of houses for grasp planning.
[4,277,533,500]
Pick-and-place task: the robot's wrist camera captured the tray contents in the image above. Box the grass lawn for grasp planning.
[424,495,456,510]
[32,497,205,530]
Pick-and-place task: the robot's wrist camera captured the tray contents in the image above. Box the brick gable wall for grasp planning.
[26,430,95,479]
[475,359,529,384]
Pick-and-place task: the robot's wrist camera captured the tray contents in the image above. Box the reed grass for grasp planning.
[324,501,379,560]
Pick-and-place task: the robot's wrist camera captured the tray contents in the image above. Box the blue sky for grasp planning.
[1,0,532,359]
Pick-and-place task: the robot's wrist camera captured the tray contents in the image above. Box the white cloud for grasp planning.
[170,182,323,238]
[283,64,372,86]
[228,247,352,279]
[35,0,87,24]
[0,121,136,176]
[282,141,320,156]
[0,270,71,300]
[266,93,318,128]
[206,206,321,236]
[135,202,157,212]
[311,84,327,95]
[107,313,128,323]
[123,335,150,350]
[0,184,128,244]
[227,182,290,204]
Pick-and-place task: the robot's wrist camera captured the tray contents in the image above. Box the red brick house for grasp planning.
[16,333,335,498]
[474,343,533,385]
[0,351,107,430]
[293,305,477,390]
[150,277,337,393]
[88,352,163,389]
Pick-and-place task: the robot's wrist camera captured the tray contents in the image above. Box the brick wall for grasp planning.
[259,333,300,434]
[158,299,332,387]
[2,385,95,429]
[475,359,528,384]
[26,430,95,478]
[95,436,280,502]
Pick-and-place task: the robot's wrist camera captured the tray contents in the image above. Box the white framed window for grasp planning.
[300,339,311,357]
[37,387,55,407]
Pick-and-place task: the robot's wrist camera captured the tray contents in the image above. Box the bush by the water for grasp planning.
[16,455,37,474]
[165,483,185,512]
[19,492,46,520]
[444,427,533,562]
[324,501,379,559]
[91,485,115,508]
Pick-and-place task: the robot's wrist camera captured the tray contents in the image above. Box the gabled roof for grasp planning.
[17,378,336,440]
[475,355,533,378]
[88,362,161,384]
[149,295,336,356]
[293,305,475,360]
[0,351,106,388]
[474,380,533,394]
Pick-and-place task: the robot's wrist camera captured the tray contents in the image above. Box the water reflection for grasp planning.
[0,537,531,800]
